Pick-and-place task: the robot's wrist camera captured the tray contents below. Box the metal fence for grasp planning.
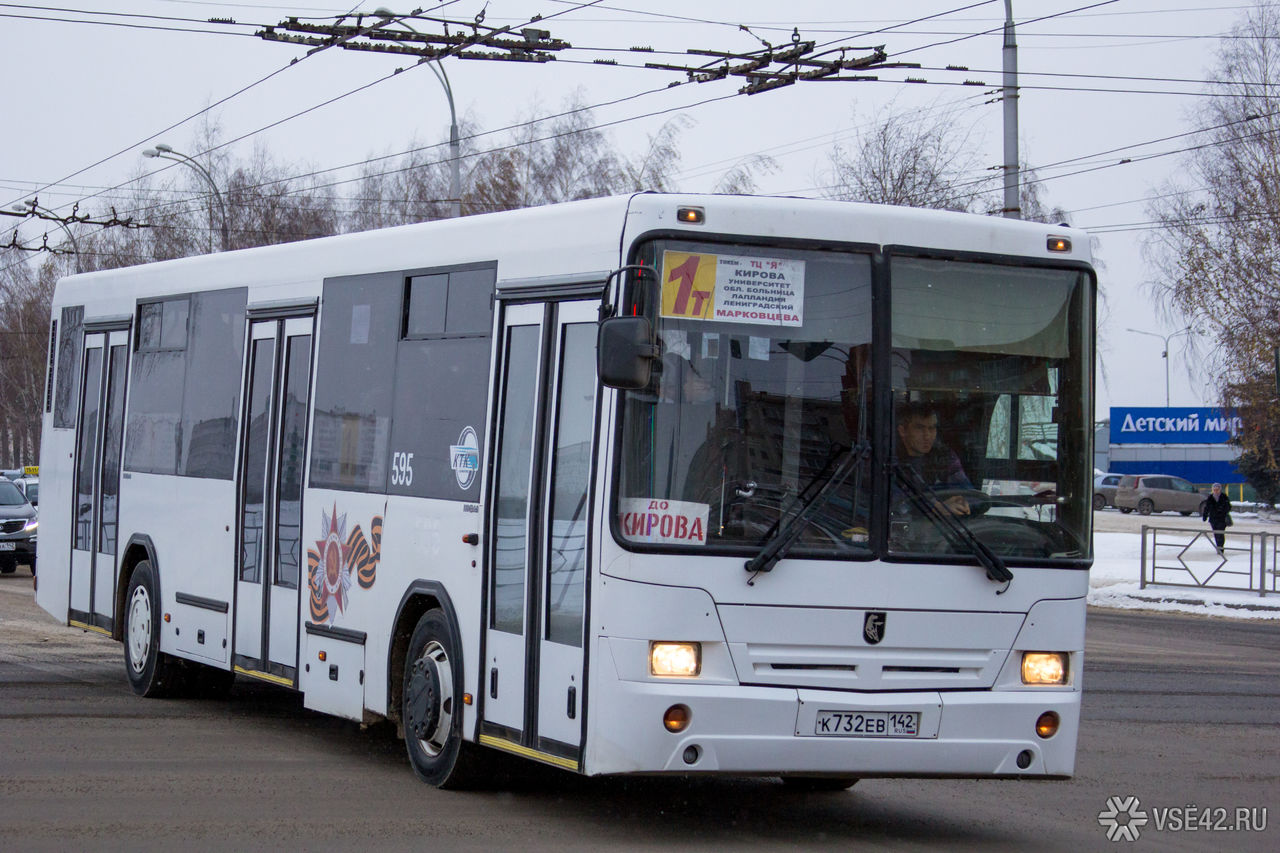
[1139,525,1279,598]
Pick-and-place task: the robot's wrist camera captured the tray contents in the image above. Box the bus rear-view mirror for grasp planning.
[598,315,658,390]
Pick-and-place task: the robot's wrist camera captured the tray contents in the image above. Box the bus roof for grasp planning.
[51,193,1092,310]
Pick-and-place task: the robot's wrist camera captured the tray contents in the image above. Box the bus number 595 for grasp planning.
[391,451,414,486]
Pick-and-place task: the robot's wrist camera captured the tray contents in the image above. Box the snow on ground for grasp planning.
[1089,525,1280,620]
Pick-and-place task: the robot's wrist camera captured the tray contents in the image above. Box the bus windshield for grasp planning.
[616,239,873,558]
[613,239,1093,565]
[888,256,1092,563]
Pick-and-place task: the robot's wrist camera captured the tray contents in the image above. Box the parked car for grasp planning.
[0,478,36,575]
[9,476,37,507]
[1093,473,1123,510]
[1114,474,1207,516]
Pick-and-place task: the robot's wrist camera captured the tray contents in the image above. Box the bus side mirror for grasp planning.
[598,316,658,389]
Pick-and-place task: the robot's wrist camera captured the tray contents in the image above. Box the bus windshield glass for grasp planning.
[616,239,874,558]
[888,256,1092,563]
[613,240,1093,566]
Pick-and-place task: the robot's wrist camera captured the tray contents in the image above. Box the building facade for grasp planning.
[1106,406,1243,487]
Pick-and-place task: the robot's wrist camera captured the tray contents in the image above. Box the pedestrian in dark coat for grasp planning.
[1200,482,1232,554]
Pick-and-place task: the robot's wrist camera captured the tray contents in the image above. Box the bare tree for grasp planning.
[0,252,55,463]
[1145,1,1280,491]
[347,116,485,231]
[1015,162,1071,224]
[223,145,340,249]
[711,153,780,195]
[821,100,992,211]
[468,95,642,212]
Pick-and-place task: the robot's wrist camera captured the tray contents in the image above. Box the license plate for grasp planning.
[815,710,919,737]
[0,542,15,551]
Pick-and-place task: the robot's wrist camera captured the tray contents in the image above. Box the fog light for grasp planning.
[1036,711,1060,739]
[650,642,700,677]
[1016,749,1033,769]
[682,745,700,764]
[1021,652,1068,685]
[663,704,691,733]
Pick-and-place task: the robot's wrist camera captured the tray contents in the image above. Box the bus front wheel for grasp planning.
[402,609,486,788]
[124,560,183,697]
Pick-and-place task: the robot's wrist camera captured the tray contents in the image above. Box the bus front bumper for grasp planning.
[585,670,1080,779]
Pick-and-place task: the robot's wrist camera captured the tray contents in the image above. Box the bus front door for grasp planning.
[69,328,129,634]
[482,299,598,770]
[233,315,314,686]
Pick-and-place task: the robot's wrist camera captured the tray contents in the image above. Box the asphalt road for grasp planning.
[1,575,1277,852]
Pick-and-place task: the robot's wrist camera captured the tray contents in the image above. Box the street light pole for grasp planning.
[375,8,461,218]
[1127,326,1193,407]
[426,59,462,219]
[10,199,82,273]
[141,144,229,252]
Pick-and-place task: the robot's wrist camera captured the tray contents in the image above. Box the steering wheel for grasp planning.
[928,487,992,517]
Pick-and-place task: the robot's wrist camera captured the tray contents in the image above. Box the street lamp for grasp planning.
[141,143,229,252]
[10,199,82,273]
[374,8,461,218]
[1126,326,1193,407]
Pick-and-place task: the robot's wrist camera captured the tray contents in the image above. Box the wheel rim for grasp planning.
[127,585,152,675]
[406,640,453,758]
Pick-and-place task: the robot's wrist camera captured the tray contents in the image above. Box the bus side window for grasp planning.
[54,305,84,429]
[391,265,495,499]
[310,273,400,493]
[124,290,247,480]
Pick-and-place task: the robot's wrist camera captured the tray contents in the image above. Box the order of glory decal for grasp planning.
[308,503,382,626]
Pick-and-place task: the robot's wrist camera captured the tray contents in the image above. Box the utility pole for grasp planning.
[1002,0,1020,219]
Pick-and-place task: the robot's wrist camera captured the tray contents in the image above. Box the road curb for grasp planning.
[1115,590,1280,613]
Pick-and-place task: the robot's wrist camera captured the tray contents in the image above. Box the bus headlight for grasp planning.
[650,642,701,677]
[1021,652,1068,685]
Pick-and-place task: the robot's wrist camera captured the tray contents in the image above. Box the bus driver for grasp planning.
[894,400,974,516]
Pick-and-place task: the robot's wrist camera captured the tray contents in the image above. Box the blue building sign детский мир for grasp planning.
[1109,407,1243,445]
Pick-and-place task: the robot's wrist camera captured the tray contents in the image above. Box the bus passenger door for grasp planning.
[69,328,129,634]
[483,299,597,768]
[233,315,314,686]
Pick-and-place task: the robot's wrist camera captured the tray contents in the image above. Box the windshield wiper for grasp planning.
[744,441,871,579]
[891,462,1014,587]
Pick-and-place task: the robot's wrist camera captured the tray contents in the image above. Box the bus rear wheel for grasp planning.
[402,609,486,788]
[124,560,183,697]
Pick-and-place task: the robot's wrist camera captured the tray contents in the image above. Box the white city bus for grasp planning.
[36,193,1093,788]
